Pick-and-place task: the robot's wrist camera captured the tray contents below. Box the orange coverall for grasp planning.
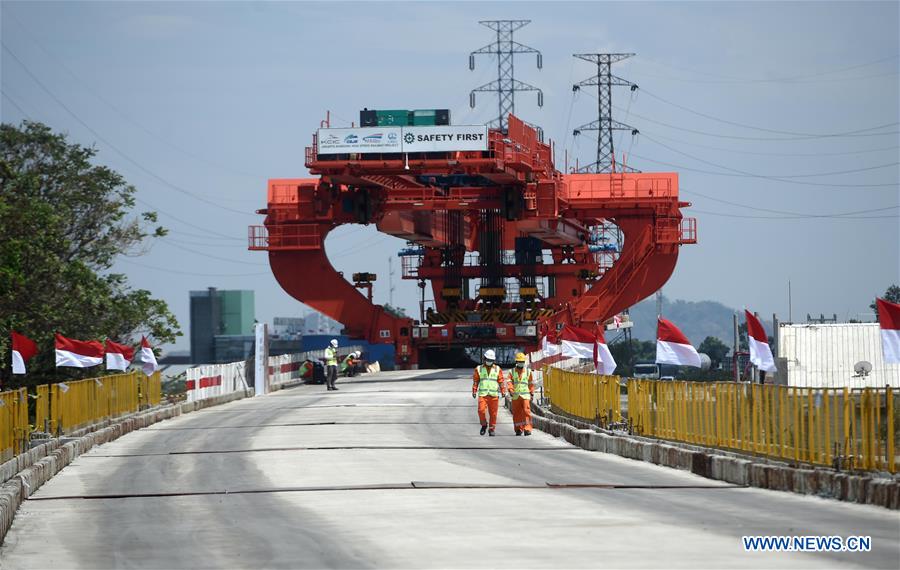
[473,365,506,430]
[507,368,535,433]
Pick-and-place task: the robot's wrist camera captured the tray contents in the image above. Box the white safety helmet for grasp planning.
[354,351,361,358]
[483,349,496,362]
[330,339,338,347]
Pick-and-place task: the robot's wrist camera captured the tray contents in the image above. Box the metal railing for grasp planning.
[543,368,897,473]
[542,368,622,428]
[1,372,163,450]
[0,388,29,462]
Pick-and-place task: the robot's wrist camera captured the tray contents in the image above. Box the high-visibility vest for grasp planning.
[509,367,532,400]
[476,365,501,397]
[325,347,337,366]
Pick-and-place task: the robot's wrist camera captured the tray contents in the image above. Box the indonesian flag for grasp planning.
[541,332,561,358]
[877,298,900,364]
[656,317,701,368]
[55,333,104,368]
[11,332,38,375]
[594,328,617,375]
[559,324,596,359]
[141,336,159,376]
[104,339,134,371]
[745,310,777,372]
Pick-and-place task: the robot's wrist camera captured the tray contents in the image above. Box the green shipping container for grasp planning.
[376,110,411,126]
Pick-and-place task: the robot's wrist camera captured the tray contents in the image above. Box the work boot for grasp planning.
[524,431,532,436]
[480,425,487,436]
[515,430,522,436]
[488,429,495,437]
[332,387,339,390]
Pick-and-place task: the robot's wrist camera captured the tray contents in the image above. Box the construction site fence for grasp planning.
[267,346,362,388]
[542,368,897,474]
[0,388,29,463]
[0,372,162,459]
[185,361,247,403]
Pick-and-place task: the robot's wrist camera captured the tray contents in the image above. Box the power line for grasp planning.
[166,229,244,242]
[639,88,900,137]
[116,257,268,277]
[155,238,266,266]
[627,132,899,188]
[1,89,30,119]
[641,133,898,178]
[2,42,256,217]
[681,187,899,217]
[330,235,395,257]
[633,129,900,157]
[580,87,899,141]
[635,54,900,84]
[687,208,899,220]
[5,9,266,181]
[162,236,246,249]
[134,197,242,241]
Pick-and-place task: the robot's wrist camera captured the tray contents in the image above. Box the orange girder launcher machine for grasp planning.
[249,111,696,368]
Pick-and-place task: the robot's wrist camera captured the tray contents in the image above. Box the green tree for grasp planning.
[0,121,180,388]
[871,284,900,319]
[698,336,729,368]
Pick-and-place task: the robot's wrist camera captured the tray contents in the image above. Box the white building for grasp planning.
[778,322,899,388]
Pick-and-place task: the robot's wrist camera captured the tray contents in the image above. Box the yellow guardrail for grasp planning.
[542,368,622,426]
[543,369,897,473]
[1,372,163,455]
[0,388,29,462]
[34,384,50,433]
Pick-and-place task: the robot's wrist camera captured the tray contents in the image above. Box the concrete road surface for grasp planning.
[2,369,898,569]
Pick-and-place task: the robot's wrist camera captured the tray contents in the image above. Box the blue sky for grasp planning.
[2,1,897,351]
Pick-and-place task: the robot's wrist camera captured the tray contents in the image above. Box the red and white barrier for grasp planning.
[268,353,310,388]
[185,361,247,402]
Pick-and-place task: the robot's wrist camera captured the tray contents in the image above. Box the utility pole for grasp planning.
[733,313,740,382]
[388,257,395,307]
[469,20,543,132]
[572,53,640,173]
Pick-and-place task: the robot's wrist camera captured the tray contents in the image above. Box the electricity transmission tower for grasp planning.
[469,20,543,132]
[572,53,640,173]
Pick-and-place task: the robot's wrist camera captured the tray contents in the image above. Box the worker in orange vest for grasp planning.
[507,352,535,436]
[472,349,506,436]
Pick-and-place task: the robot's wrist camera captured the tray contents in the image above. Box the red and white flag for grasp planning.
[541,332,561,358]
[558,324,617,375]
[141,336,159,376]
[104,339,134,371]
[559,324,596,360]
[55,333,103,368]
[11,331,38,375]
[877,298,900,364]
[745,310,777,372]
[656,317,701,368]
[594,328,617,375]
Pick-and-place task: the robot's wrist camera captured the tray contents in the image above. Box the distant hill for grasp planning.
[623,295,772,349]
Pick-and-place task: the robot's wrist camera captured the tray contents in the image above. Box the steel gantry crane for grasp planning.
[250,113,696,368]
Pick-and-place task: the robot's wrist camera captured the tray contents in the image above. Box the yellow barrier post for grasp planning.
[886,387,895,473]
[874,389,882,471]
